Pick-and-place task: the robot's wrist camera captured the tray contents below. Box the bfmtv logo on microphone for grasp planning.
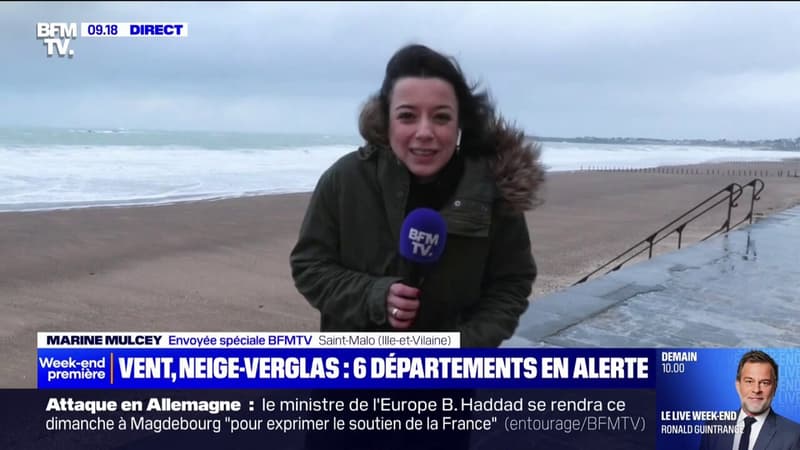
[408,228,440,257]
[399,208,447,264]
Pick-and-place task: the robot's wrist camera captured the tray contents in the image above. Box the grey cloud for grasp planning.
[3,2,799,139]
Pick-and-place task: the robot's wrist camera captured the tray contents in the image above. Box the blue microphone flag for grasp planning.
[399,208,447,265]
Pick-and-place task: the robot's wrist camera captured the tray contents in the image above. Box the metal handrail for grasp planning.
[573,178,765,285]
[729,179,765,229]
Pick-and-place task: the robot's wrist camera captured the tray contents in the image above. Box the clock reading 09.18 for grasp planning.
[85,24,118,36]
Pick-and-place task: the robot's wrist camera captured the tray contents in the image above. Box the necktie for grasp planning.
[739,416,757,450]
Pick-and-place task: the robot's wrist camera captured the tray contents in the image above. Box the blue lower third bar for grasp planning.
[36,348,656,389]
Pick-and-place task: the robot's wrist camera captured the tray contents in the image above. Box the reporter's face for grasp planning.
[736,362,776,415]
[388,77,459,182]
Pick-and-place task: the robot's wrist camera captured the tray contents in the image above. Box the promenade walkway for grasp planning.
[507,205,800,347]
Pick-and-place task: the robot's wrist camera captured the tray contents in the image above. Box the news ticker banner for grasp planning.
[35,22,187,58]
[32,333,800,449]
[2,389,656,450]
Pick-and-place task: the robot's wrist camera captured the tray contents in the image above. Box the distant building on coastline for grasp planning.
[531,135,800,151]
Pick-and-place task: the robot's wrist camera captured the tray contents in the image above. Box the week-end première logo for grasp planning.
[36,22,188,58]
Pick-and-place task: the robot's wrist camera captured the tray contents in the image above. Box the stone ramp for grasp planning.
[506,205,800,347]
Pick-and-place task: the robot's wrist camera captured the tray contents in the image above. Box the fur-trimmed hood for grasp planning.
[358,96,545,214]
[486,116,545,213]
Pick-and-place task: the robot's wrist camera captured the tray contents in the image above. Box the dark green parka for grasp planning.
[290,118,544,347]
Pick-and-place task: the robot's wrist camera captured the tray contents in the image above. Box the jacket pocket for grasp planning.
[442,198,491,237]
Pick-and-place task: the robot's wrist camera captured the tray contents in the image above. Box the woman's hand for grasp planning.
[386,283,420,329]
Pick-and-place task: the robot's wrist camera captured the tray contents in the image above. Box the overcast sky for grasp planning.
[3,2,799,139]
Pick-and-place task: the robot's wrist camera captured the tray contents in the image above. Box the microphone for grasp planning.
[398,208,447,288]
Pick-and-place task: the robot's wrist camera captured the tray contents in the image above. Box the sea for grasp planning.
[1,127,796,212]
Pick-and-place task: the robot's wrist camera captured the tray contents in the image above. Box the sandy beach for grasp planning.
[1,159,799,387]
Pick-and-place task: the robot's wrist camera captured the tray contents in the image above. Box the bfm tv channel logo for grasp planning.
[408,228,441,257]
[36,22,77,58]
[36,22,188,58]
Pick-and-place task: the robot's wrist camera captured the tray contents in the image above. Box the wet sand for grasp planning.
[1,159,799,386]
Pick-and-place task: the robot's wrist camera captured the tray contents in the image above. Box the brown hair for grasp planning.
[736,350,778,383]
[358,44,495,156]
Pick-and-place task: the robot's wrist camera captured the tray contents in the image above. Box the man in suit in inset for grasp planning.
[700,350,800,450]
